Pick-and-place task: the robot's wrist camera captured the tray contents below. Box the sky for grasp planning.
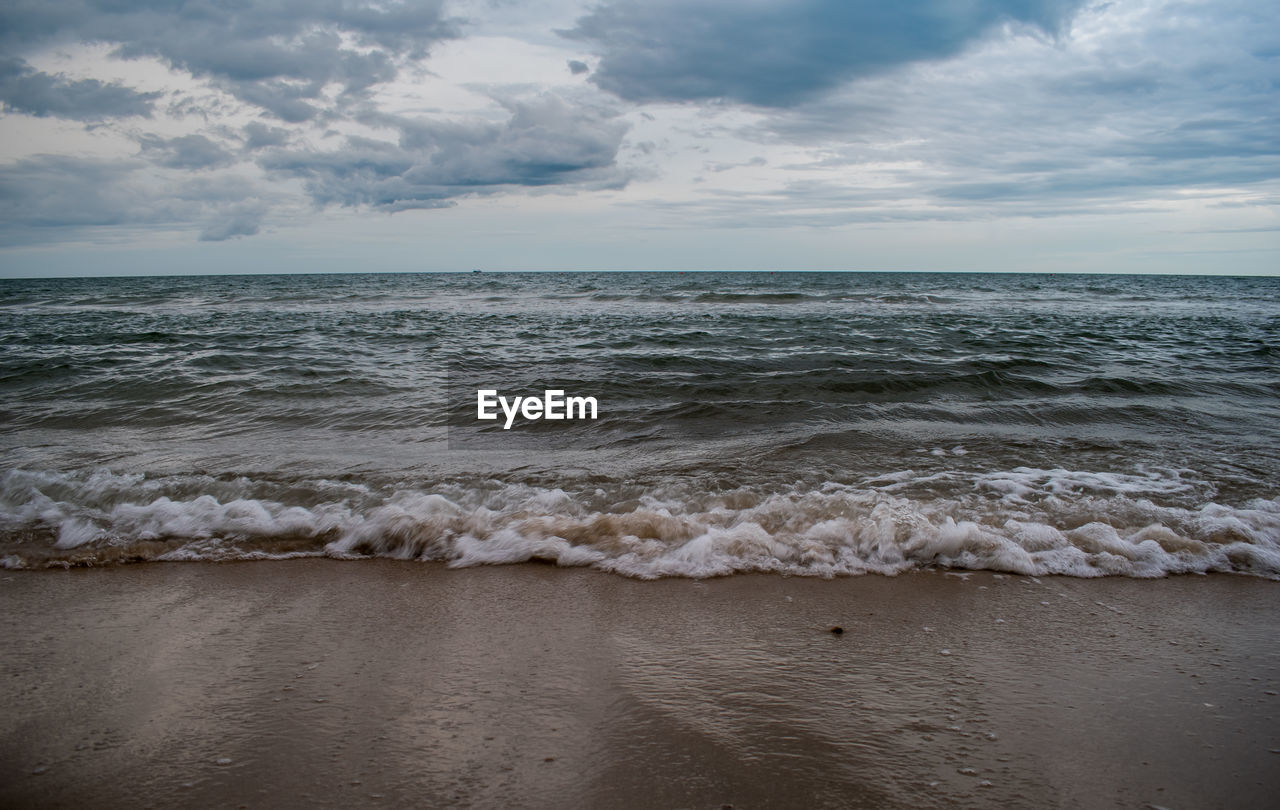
[0,0,1277,277]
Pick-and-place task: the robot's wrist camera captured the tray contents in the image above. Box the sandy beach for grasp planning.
[1,562,1277,808]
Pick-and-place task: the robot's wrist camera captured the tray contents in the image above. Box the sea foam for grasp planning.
[1,467,1276,578]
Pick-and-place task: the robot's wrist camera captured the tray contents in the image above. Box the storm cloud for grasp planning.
[0,0,1274,267]
[0,0,458,120]
[564,0,1087,106]
[0,155,273,244]
[0,1,637,243]
[261,93,630,211]
[0,57,158,120]
[138,134,235,171]
[729,0,1280,217]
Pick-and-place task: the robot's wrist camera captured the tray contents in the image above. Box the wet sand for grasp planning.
[1,561,1278,809]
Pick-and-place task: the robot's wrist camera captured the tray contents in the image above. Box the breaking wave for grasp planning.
[2,467,1276,579]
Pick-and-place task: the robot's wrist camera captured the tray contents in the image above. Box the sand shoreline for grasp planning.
[2,561,1278,808]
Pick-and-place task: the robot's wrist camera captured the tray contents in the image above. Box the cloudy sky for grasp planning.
[0,0,1276,276]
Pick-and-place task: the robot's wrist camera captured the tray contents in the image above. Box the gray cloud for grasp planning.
[0,2,642,244]
[199,204,266,242]
[564,0,1086,106]
[261,93,630,211]
[0,1,457,120]
[138,134,235,170]
[2,0,1271,252]
[619,177,1179,232]
[0,57,158,120]
[0,155,272,245]
[677,0,1280,222]
[0,155,144,232]
[706,156,767,173]
[243,122,292,151]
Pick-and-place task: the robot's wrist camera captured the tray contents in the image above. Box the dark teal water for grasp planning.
[1,272,1277,576]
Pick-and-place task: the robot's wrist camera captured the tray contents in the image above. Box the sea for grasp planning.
[1,271,1277,578]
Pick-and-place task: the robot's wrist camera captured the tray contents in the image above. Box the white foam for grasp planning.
[1,466,1277,579]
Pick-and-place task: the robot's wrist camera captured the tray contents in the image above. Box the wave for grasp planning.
[1,467,1276,579]
[576,291,957,305]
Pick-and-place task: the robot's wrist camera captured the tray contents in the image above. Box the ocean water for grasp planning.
[1,271,1277,577]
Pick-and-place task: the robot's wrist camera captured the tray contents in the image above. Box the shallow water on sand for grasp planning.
[2,563,1278,809]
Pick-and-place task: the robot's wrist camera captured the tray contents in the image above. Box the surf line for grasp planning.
[476,389,598,429]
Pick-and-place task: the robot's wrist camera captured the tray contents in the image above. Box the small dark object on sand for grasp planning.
[830,626,844,635]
